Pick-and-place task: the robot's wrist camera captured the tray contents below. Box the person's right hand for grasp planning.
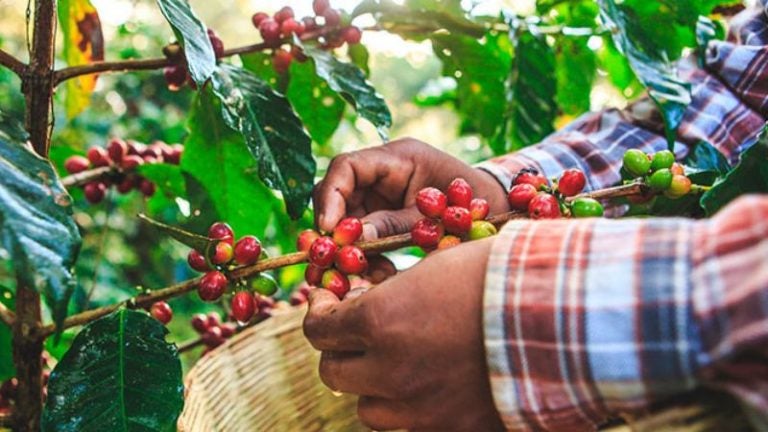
[313,137,509,240]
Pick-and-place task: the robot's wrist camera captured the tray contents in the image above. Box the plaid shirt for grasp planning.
[478,4,768,431]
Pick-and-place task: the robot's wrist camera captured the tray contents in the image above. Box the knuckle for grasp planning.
[318,355,340,390]
[356,398,389,431]
[302,313,323,346]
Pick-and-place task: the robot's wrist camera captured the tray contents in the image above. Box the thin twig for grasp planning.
[60,166,114,188]
[0,48,26,77]
[0,302,15,327]
[567,182,646,202]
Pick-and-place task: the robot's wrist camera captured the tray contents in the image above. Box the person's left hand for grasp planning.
[303,238,505,431]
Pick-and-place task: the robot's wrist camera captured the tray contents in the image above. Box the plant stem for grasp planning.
[12,286,43,432]
[24,0,57,158]
[60,166,114,188]
[0,49,26,77]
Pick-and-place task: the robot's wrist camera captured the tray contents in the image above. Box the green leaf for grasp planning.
[57,0,104,118]
[302,45,392,140]
[137,163,186,198]
[287,60,345,146]
[555,37,596,116]
[209,65,315,219]
[0,114,81,330]
[156,0,215,86]
[181,90,280,237]
[701,124,768,215]
[241,52,280,88]
[352,0,482,39]
[695,15,725,68]
[0,286,14,381]
[348,44,371,76]
[137,213,216,253]
[598,35,643,97]
[683,140,731,175]
[42,309,184,432]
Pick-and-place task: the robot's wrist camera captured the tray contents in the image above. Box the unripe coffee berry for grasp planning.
[198,271,228,301]
[468,220,497,240]
[231,291,256,323]
[309,236,338,268]
[187,249,210,272]
[210,241,234,265]
[107,138,128,164]
[416,187,448,218]
[84,182,107,204]
[410,218,444,250]
[650,150,675,171]
[208,222,234,244]
[437,235,461,250]
[150,301,173,324]
[513,171,548,191]
[321,269,351,299]
[664,175,692,199]
[528,193,561,219]
[622,149,651,177]
[333,217,363,245]
[191,313,209,333]
[508,183,537,211]
[335,245,368,275]
[571,197,604,218]
[469,198,490,221]
[64,156,90,174]
[446,178,473,209]
[297,229,321,252]
[251,274,278,296]
[305,263,325,286]
[670,162,685,176]
[234,235,262,265]
[442,206,472,234]
[557,169,586,197]
[648,168,673,190]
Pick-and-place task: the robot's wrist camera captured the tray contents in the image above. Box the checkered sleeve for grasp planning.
[484,195,768,431]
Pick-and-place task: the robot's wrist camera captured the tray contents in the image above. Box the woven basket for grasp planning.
[179,305,751,432]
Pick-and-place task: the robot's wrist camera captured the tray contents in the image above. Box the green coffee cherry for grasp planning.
[648,168,673,190]
[623,149,651,177]
[571,197,604,218]
[251,273,278,296]
[664,175,692,199]
[650,150,675,171]
[468,220,497,240]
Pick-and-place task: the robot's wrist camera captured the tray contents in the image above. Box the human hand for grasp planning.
[303,238,504,431]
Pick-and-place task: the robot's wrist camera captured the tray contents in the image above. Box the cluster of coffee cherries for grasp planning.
[163,29,225,91]
[0,353,53,414]
[622,149,691,201]
[410,178,498,252]
[507,168,604,219]
[298,217,368,299]
[252,0,362,74]
[189,311,237,354]
[64,138,183,204]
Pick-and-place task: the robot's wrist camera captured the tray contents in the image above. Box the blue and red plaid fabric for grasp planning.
[479,4,768,431]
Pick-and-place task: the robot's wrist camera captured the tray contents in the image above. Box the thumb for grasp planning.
[361,206,422,240]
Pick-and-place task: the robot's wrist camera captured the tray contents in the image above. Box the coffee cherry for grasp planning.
[281,18,305,36]
[670,162,685,176]
[507,183,537,211]
[163,65,188,91]
[231,291,256,323]
[207,29,225,59]
[302,16,318,31]
[650,150,675,171]
[297,229,321,252]
[416,187,448,218]
[273,49,293,74]
[528,193,561,219]
[648,168,673,190]
[64,155,90,174]
[623,149,651,177]
[321,269,350,299]
[201,326,224,348]
[116,176,137,194]
[664,175,692,199]
[150,301,173,324]
[313,0,330,15]
[252,12,269,28]
[251,274,278,296]
[234,235,262,265]
[333,217,363,245]
[87,146,111,167]
[513,171,548,191]
[220,322,237,338]
[305,263,325,286]
[210,241,234,265]
[121,154,144,171]
[274,6,294,22]
[571,197,604,218]
[139,179,156,197]
[469,198,489,221]
[446,178,473,209]
[206,311,221,328]
[191,313,209,333]
[309,236,338,268]
[259,19,281,43]
[198,270,228,301]
[335,245,368,275]
[187,249,211,272]
[167,144,183,165]
[442,206,472,235]
[437,235,461,250]
[410,218,444,250]
[290,290,308,306]
[107,138,128,164]
[468,220,497,240]
[322,8,341,26]
[84,182,107,204]
[558,169,586,197]
[208,222,235,244]
[341,26,362,44]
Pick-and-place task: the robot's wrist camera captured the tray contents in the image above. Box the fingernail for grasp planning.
[362,223,378,241]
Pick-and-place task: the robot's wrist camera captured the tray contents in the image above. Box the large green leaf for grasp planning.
[353,0,482,39]
[0,113,80,329]
[701,125,768,215]
[209,65,315,219]
[286,60,345,146]
[156,0,215,86]
[0,286,14,381]
[181,90,280,237]
[555,37,596,116]
[683,140,731,175]
[137,163,186,198]
[42,309,183,432]
[302,45,392,140]
[57,0,104,118]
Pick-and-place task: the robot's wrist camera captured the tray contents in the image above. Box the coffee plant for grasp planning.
[0,0,765,430]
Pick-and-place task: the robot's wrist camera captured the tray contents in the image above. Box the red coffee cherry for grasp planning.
[166,144,183,165]
[442,206,472,235]
[150,301,173,324]
[201,326,224,348]
[121,154,144,171]
[437,235,461,250]
[187,249,211,272]
[220,322,236,338]
[670,162,685,176]
[87,146,111,167]
[198,271,228,301]
[207,29,225,59]
[272,49,293,74]
[469,198,489,221]
[281,18,305,36]
[313,0,330,15]
[274,6,294,22]
[333,217,363,245]
[259,19,281,43]
[84,182,107,204]
[335,245,368,275]
[139,179,156,197]
[206,312,221,328]
[302,16,318,32]
[309,236,338,268]
[322,8,341,27]
[305,263,325,286]
[208,222,235,244]
[513,171,548,191]
[210,241,234,265]
[163,65,188,91]
[191,313,209,333]
[321,269,350,299]
[446,178,473,209]
[231,291,256,323]
[64,155,90,174]
[507,183,537,211]
[116,176,137,194]
[107,138,128,164]
[251,12,269,28]
[234,235,262,265]
[664,175,692,199]
[297,229,321,252]
[341,26,362,44]
[410,218,444,250]
[528,193,561,219]
[290,290,308,306]
[558,169,586,197]
[416,187,448,218]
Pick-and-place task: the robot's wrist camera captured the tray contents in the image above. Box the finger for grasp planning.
[361,206,422,239]
[363,255,397,284]
[318,351,395,398]
[356,396,426,431]
[303,288,374,351]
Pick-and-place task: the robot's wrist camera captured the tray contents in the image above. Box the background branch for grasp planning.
[60,166,114,188]
[0,48,26,77]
